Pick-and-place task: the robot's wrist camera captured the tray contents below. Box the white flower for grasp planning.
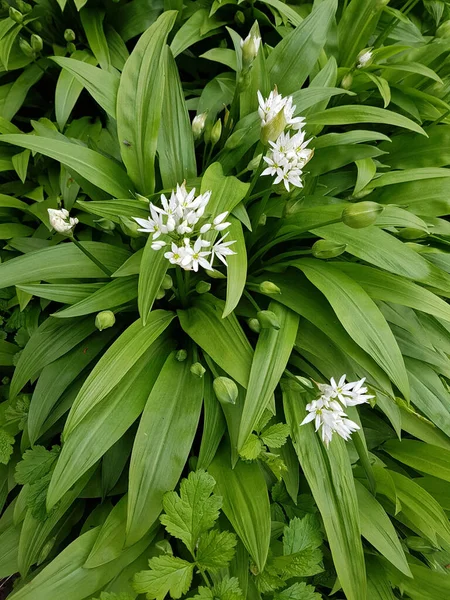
[240,32,262,65]
[48,208,78,235]
[164,242,188,266]
[192,112,207,139]
[151,240,167,251]
[213,212,231,231]
[212,234,236,266]
[182,237,213,272]
[257,89,305,131]
[262,130,313,191]
[319,375,374,407]
[357,50,373,68]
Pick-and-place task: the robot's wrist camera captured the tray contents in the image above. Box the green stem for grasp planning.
[243,289,261,313]
[242,153,266,205]
[71,237,112,276]
[175,267,187,307]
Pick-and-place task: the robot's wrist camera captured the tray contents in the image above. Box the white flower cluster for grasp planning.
[257,88,313,191]
[301,375,374,447]
[357,49,373,69]
[48,208,78,235]
[134,183,236,272]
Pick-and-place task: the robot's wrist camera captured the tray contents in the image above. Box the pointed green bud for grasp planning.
[341,73,353,90]
[156,287,165,300]
[95,218,115,231]
[210,118,222,145]
[247,318,261,333]
[195,280,211,294]
[31,21,43,33]
[259,281,281,295]
[240,28,261,69]
[295,375,314,389]
[192,112,207,139]
[206,268,226,279]
[258,213,267,226]
[119,216,140,237]
[342,201,383,229]
[9,7,23,23]
[261,107,287,145]
[66,42,76,54]
[162,274,173,290]
[176,349,187,361]
[95,310,115,331]
[234,10,245,25]
[190,362,206,378]
[257,310,280,330]
[30,34,43,52]
[312,239,347,259]
[19,38,34,58]
[16,0,32,13]
[64,29,76,42]
[213,376,238,405]
[398,228,427,240]
[247,153,263,171]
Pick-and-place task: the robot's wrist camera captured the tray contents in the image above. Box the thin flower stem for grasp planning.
[243,289,261,313]
[175,267,187,307]
[71,237,112,276]
[242,153,266,205]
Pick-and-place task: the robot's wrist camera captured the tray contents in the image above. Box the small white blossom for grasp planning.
[182,237,213,272]
[151,240,167,251]
[164,242,188,266]
[240,32,262,65]
[262,130,313,191]
[192,112,207,139]
[48,208,78,235]
[212,234,236,266]
[257,89,305,131]
[357,49,373,68]
[319,374,374,407]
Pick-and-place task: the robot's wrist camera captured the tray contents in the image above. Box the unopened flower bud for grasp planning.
[240,31,261,68]
[234,10,245,25]
[261,107,287,145]
[66,42,76,54]
[176,349,187,362]
[16,0,32,13]
[257,310,280,330]
[357,49,373,69]
[210,118,222,145]
[258,213,267,227]
[190,362,206,378]
[156,288,165,300]
[192,112,207,140]
[95,218,115,231]
[312,239,347,259]
[206,269,226,279]
[342,201,383,229]
[119,217,140,237]
[259,281,281,295]
[341,73,353,90]
[196,280,211,294]
[9,7,23,23]
[162,274,173,290]
[247,318,261,333]
[48,208,78,235]
[1,0,9,10]
[213,376,238,405]
[30,34,43,52]
[295,375,314,389]
[223,106,232,130]
[19,38,34,58]
[247,154,263,171]
[398,228,427,240]
[64,29,76,43]
[31,21,43,33]
[95,310,115,331]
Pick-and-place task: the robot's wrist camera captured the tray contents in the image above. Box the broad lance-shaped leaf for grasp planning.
[117,11,177,195]
[355,480,411,577]
[0,242,130,289]
[63,311,175,437]
[47,336,173,510]
[384,440,450,483]
[138,234,169,325]
[10,316,96,399]
[294,259,409,400]
[208,444,271,572]
[283,380,366,600]
[127,351,203,546]
[178,294,253,388]
[223,217,247,318]
[238,301,299,450]
[84,496,128,569]
[0,135,133,198]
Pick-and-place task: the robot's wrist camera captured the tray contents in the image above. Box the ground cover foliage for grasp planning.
[1,0,450,598]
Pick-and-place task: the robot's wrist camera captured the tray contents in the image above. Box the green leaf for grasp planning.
[274,582,321,600]
[117,11,177,195]
[355,480,411,577]
[138,235,168,325]
[283,515,322,555]
[84,496,127,569]
[63,312,174,437]
[223,217,247,318]
[294,259,409,399]
[10,316,96,399]
[15,446,59,486]
[197,372,226,470]
[193,576,244,600]
[267,0,337,95]
[127,351,203,546]
[12,149,30,183]
[238,302,299,449]
[178,294,253,388]
[134,555,194,600]
[91,593,134,600]
[160,470,222,554]
[0,135,133,198]
[283,381,366,600]
[384,440,450,483]
[0,429,14,465]
[338,0,386,67]
[209,444,271,572]
[52,56,119,119]
[239,434,264,461]
[197,529,237,570]
[80,8,112,71]
[170,9,224,58]
[261,424,290,449]
[16,283,103,305]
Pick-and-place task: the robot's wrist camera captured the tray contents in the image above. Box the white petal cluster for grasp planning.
[261,130,313,191]
[240,32,262,65]
[301,375,374,447]
[133,183,236,272]
[48,208,78,235]
[357,50,373,68]
[257,89,305,131]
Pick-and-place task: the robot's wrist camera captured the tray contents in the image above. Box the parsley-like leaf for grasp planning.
[90,593,134,600]
[274,582,322,600]
[261,423,290,448]
[272,547,323,578]
[15,445,60,485]
[160,470,222,553]
[4,394,30,430]
[0,428,14,465]
[283,515,322,554]
[133,555,194,600]
[193,576,244,600]
[196,529,237,571]
[239,434,264,460]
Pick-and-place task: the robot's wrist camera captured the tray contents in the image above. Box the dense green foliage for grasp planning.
[2,0,450,599]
